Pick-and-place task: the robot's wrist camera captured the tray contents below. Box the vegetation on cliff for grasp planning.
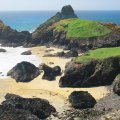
[52,18,111,39]
[74,47,120,63]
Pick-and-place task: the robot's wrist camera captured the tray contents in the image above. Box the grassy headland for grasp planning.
[74,47,120,63]
[52,18,111,39]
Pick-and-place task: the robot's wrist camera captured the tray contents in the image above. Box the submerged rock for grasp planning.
[21,50,32,55]
[69,91,96,109]
[0,48,6,52]
[39,63,61,80]
[7,61,40,82]
[1,93,56,119]
[59,56,120,87]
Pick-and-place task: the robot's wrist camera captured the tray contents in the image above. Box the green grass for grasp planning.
[74,47,120,63]
[52,18,111,39]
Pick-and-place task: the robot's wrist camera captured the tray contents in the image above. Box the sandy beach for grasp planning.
[0,46,109,113]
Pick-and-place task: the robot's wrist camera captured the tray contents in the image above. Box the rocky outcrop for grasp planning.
[113,75,120,95]
[21,50,32,55]
[0,20,32,47]
[32,5,78,44]
[59,56,120,87]
[0,93,56,119]
[32,5,120,51]
[69,91,96,109]
[39,63,61,80]
[0,48,6,52]
[7,61,40,82]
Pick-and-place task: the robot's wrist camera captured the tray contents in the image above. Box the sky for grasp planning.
[0,0,120,11]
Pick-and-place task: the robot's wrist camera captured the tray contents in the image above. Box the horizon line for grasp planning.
[0,9,120,12]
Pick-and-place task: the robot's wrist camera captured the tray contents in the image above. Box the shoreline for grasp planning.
[0,45,109,114]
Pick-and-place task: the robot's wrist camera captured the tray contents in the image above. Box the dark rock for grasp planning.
[0,105,40,120]
[0,48,6,52]
[0,20,32,47]
[69,91,96,109]
[39,63,61,80]
[113,75,120,95]
[53,66,61,76]
[1,93,56,119]
[61,5,78,19]
[7,61,40,82]
[65,50,78,58]
[56,51,65,57]
[21,50,32,55]
[59,56,120,87]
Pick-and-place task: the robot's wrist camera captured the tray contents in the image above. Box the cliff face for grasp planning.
[0,20,32,47]
[32,5,78,43]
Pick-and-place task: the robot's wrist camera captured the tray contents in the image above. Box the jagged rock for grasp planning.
[39,63,61,80]
[1,93,56,119]
[59,56,120,87]
[32,5,78,44]
[69,91,96,109]
[7,61,40,82]
[0,48,6,52]
[113,75,120,95]
[21,50,32,55]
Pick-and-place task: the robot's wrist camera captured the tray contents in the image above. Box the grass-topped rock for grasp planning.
[75,47,120,63]
[32,5,120,51]
[52,18,111,39]
[59,47,120,88]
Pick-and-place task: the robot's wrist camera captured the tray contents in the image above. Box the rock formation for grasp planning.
[59,56,120,87]
[39,63,61,80]
[0,20,32,47]
[7,61,40,82]
[69,91,96,109]
[0,93,56,119]
[32,5,78,44]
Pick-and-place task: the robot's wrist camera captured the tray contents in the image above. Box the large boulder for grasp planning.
[7,61,40,82]
[69,91,96,109]
[39,63,61,80]
[21,50,32,55]
[113,75,120,95]
[59,56,120,87]
[1,93,56,119]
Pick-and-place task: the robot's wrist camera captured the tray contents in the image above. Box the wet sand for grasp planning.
[0,46,109,113]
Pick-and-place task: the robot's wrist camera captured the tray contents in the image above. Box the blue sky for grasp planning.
[0,0,120,11]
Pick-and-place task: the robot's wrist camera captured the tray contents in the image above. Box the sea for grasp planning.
[0,11,120,32]
[0,10,120,78]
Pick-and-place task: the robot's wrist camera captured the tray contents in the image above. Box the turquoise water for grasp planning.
[0,11,120,32]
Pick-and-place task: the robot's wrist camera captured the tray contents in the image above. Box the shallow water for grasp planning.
[0,46,42,78]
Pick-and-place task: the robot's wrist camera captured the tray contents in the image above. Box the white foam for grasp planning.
[0,46,42,79]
